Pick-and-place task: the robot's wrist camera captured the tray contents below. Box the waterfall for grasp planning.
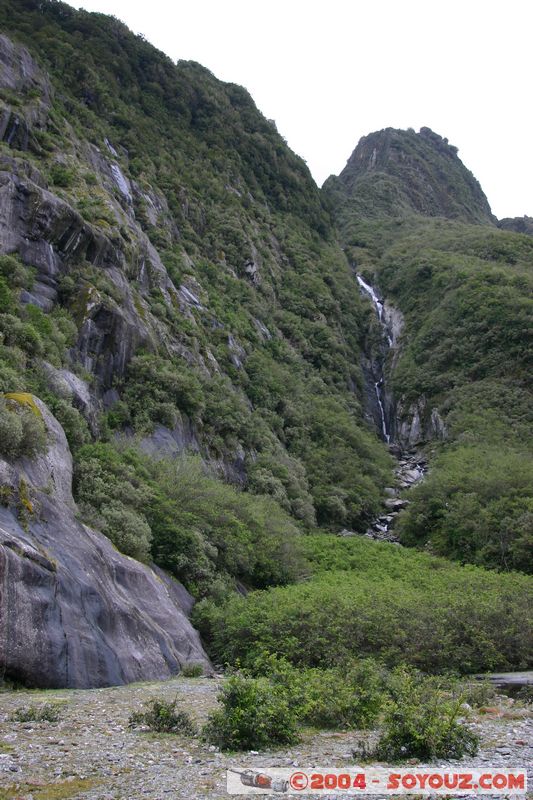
[356,274,384,320]
[374,379,390,443]
[357,273,392,443]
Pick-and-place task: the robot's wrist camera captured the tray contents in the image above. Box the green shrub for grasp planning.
[374,668,479,762]
[99,500,152,562]
[515,685,533,705]
[250,652,385,730]
[301,659,385,729]
[0,397,47,460]
[48,398,90,452]
[128,698,196,735]
[194,535,532,674]
[202,673,299,751]
[49,163,76,187]
[0,398,23,458]
[10,704,61,723]
[74,445,303,595]
[459,680,497,708]
[181,663,204,678]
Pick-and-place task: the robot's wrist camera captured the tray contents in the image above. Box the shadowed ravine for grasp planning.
[351,274,427,543]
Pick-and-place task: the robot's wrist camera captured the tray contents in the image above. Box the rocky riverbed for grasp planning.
[339,450,427,544]
[0,678,531,800]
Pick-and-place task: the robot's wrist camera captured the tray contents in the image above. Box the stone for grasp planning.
[384,498,409,511]
[0,396,211,689]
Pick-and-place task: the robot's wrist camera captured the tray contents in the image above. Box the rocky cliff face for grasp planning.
[0,8,397,688]
[325,127,495,224]
[0,396,210,688]
[498,215,533,235]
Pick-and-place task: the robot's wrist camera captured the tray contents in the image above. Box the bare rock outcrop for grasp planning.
[0,396,211,688]
[395,395,448,448]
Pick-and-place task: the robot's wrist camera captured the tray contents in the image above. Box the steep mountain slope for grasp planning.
[325,126,495,224]
[0,3,531,691]
[0,1,394,685]
[325,128,533,572]
[0,0,392,535]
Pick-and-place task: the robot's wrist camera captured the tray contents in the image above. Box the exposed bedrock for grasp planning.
[0,397,211,688]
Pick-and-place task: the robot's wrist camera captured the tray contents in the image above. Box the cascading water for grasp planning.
[356,274,384,320]
[374,378,390,443]
[357,274,392,442]
[348,273,428,543]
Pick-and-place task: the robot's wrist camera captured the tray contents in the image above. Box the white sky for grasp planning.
[73,0,532,219]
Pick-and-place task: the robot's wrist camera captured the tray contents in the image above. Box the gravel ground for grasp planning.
[0,678,531,799]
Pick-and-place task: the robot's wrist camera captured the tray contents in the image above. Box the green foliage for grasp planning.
[128,698,196,735]
[515,685,533,705]
[10,703,61,723]
[397,444,533,572]
[115,354,205,432]
[202,673,299,751]
[329,169,533,572]
[459,680,497,708]
[374,668,479,762]
[46,398,90,452]
[74,444,304,596]
[49,163,76,187]
[100,501,153,562]
[180,663,204,678]
[0,397,47,460]
[249,652,385,730]
[194,535,532,674]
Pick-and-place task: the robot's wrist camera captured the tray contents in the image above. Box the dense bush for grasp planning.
[74,444,304,596]
[181,663,204,678]
[129,698,196,735]
[194,535,532,674]
[249,652,385,730]
[397,443,533,572]
[0,396,47,460]
[202,673,299,751]
[374,668,479,761]
[116,354,205,432]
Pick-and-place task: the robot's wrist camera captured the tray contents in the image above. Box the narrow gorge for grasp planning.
[352,272,427,543]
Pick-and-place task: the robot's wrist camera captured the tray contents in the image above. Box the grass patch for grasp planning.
[181,663,204,678]
[9,703,62,723]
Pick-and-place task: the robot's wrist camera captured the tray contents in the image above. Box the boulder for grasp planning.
[0,396,211,688]
[396,395,448,447]
[384,498,409,511]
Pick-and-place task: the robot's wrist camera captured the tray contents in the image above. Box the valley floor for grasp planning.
[0,678,532,800]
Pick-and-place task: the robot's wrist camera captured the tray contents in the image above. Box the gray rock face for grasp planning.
[396,395,448,447]
[0,33,52,151]
[498,216,533,236]
[0,397,211,688]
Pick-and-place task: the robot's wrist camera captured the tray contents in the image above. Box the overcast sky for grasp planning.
[73,0,532,219]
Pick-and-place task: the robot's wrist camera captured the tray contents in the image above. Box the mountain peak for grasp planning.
[327,126,495,224]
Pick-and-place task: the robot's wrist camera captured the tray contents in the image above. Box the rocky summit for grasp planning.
[0,5,531,788]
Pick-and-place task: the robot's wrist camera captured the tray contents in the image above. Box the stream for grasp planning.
[342,275,428,542]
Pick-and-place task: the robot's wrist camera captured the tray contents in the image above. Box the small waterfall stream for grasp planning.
[347,273,427,542]
[356,274,392,443]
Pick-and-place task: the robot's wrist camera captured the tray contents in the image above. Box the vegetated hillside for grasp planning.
[1,1,532,691]
[195,534,532,674]
[0,0,393,597]
[325,126,495,224]
[324,128,533,573]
